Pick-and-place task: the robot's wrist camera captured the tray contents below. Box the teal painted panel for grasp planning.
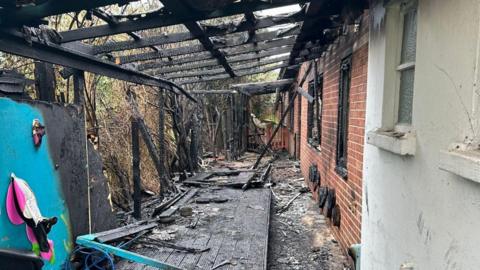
[0,98,72,269]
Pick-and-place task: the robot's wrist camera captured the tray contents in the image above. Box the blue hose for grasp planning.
[66,246,116,270]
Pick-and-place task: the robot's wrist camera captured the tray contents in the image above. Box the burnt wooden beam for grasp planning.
[177,62,297,85]
[157,88,169,195]
[0,0,131,26]
[136,53,213,71]
[149,59,219,75]
[91,8,160,52]
[226,46,292,62]
[34,61,56,102]
[59,0,307,42]
[160,55,290,79]
[232,79,294,92]
[0,29,195,102]
[252,91,298,169]
[142,46,292,73]
[117,35,297,65]
[283,0,331,79]
[128,93,173,194]
[131,118,142,219]
[92,15,302,54]
[147,0,236,77]
[73,70,86,105]
[118,44,206,64]
[222,36,296,56]
[189,90,237,95]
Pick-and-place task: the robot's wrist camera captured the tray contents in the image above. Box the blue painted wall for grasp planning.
[0,98,72,269]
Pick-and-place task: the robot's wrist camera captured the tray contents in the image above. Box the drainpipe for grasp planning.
[348,244,361,270]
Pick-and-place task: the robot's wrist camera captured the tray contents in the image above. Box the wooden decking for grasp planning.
[117,185,271,270]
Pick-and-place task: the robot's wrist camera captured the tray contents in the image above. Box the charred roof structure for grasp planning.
[0,0,367,96]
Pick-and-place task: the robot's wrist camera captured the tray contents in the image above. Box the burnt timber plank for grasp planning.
[118,36,296,65]
[95,223,157,243]
[140,46,291,73]
[179,232,210,269]
[136,53,213,71]
[232,79,294,92]
[59,0,308,42]
[158,188,198,218]
[164,56,291,80]
[178,62,297,85]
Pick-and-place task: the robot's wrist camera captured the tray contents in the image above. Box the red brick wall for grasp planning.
[282,13,368,252]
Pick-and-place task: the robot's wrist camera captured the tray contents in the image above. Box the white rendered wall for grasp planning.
[362,0,480,269]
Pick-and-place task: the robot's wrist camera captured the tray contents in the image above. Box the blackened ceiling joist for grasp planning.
[157,0,235,77]
[59,0,308,43]
[0,0,131,26]
[117,35,297,64]
[231,78,295,95]
[138,45,295,73]
[92,13,303,54]
[177,62,298,85]
[91,8,160,52]
[158,55,291,78]
[0,29,195,101]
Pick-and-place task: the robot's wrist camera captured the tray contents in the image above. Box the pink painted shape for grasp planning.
[6,181,26,225]
[40,240,54,261]
[26,226,37,243]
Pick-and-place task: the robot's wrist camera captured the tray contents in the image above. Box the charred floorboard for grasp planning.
[116,187,271,270]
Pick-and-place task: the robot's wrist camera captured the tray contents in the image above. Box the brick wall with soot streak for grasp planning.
[282,12,368,252]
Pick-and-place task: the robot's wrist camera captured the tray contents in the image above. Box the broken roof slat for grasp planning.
[177,64,297,85]
[159,55,291,78]
[0,29,195,101]
[92,14,303,54]
[59,0,308,43]
[232,78,295,91]
[119,35,297,65]
[0,0,131,26]
[135,53,214,71]
[155,0,236,77]
[118,44,206,64]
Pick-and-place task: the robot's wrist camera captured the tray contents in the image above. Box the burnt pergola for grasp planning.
[0,0,367,98]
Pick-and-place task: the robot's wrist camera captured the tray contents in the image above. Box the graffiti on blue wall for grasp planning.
[0,98,72,269]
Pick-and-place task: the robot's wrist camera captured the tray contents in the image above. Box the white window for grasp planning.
[396,2,417,126]
[366,0,418,156]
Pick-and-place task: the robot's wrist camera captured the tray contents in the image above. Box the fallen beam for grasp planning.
[252,91,297,169]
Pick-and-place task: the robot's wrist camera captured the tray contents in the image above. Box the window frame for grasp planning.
[335,56,352,179]
[395,0,418,130]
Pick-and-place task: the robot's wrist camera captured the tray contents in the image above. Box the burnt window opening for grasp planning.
[335,57,352,179]
[288,91,294,131]
[307,74,323,149]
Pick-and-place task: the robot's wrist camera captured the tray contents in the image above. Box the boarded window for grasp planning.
[335,57,351,179]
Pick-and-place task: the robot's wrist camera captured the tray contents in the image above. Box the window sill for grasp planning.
[335,166,348,180]
[307,142,322,153]
[439,145,480,184]
[366,129,416,156]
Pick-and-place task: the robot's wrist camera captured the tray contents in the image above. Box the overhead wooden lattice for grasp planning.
[0,0,368,95]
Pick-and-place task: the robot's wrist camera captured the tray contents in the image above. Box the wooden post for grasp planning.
[252,91,298,169]
[157,88,168,195]
[73,70,86,105]
[34,61,56,102]
[131,118,141,219]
